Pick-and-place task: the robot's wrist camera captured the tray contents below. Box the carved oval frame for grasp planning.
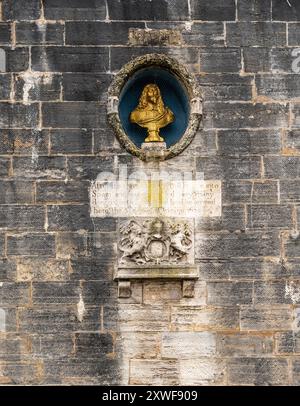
[107,53,202,160]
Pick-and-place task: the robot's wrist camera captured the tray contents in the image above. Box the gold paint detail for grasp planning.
[130,84,174,143]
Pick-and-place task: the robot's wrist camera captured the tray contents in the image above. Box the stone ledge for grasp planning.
[115,266,199,280]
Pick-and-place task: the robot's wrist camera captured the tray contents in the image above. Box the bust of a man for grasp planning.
[130,84,174,142]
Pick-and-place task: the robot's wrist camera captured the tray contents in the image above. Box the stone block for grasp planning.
[207,282,253,306]
[32,47,109,72]
[227,358,289,385]
[36,181,89,203]
[13,157,66,180]
[171,306,239,331]
[161,332,216,358]
[0,206,45,231]
[240,306,293,331]
[191,0,235,21]
[227,22,286,46]
[16,22,64,45]
[217,333,273,356]
[7,233,55,257]
[130,360,179,385]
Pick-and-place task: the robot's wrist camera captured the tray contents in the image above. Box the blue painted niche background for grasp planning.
[119,67,190,148]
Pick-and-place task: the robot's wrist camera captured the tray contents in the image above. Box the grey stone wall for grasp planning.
[0,0,300,385]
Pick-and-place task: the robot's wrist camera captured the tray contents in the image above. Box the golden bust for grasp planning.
[130,84,174,142]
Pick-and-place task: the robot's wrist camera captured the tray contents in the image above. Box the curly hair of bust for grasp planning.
[137,84,165,113]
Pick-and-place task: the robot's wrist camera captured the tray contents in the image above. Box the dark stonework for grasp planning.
[0,0,299,387]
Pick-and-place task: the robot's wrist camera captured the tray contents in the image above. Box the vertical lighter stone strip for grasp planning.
[11,21,16,50]
[0,48,6,72]
[0,309,5,332]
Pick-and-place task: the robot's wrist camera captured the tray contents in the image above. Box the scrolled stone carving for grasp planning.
[118,218,194,267]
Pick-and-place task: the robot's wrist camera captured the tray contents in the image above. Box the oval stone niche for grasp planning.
[119,66,190,149]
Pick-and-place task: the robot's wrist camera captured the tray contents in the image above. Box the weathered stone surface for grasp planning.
[243,48,294,73]
[75,333,113,358]
[203,102,289,129]
[116,332,160,359]
[226,22,286,47]
[110,46,200,73]
[47,205,93,231]
[272,0,300,20]
[42,102,106,128]
[0,74,11,99]
[252,181,279,204]
[143,282,182,305]
[275,331,300,354]
[32,282,80,305]
[31,334,74,359]
[2,0,41,20]
[237,0,271,21]
[44,0,106,20]
[283,130,300,155]
[288,23,300,46]
[0,23,11,46]
[247,205,293,229]
[284,235,300,258]
[0,206,45,231]
[0,181,34,204]
[240,307,293,331]
[198,74,252,102]
[293,360,300,385]
[32,47,109,72]
[0,259,17,281]
[265,157,300,179]
[130,360,179,385]
[19,306,101,334]
[217,130,281,155]
[254,281,300,305]
[179,358,226,385]
[62,74,111,102]
[16,22,64,45]
[1,0,300,387]
[195,231,279,259]
[0,103,39,128]
[196,156,261,179]
[222,181,252,204]
[171,306,239,331]
[0,130,48,155]
[82,281,117,305]
[7,234,55,257]
[66,22,144,45]
[13,157,66,180]
[257,75,300,100]
[207,282,253,306]
[191,0,235,21]
[182,23,224,47]
[227,358,289,385]
[15,73,62,102]
[217,333,273,356]
[36,181,89,203]
[108,0,189,21]
[119,305,170,332]
[0,335,29,361]
[67,156,114,180]
[0,283,30,306]
[161,332,216,358]
[16,258,69,282]
[200,48,241,73]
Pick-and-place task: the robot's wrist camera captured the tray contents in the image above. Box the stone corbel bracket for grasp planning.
[107,53,202,161]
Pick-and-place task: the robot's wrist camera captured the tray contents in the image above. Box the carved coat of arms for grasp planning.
[118,218,194,266]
